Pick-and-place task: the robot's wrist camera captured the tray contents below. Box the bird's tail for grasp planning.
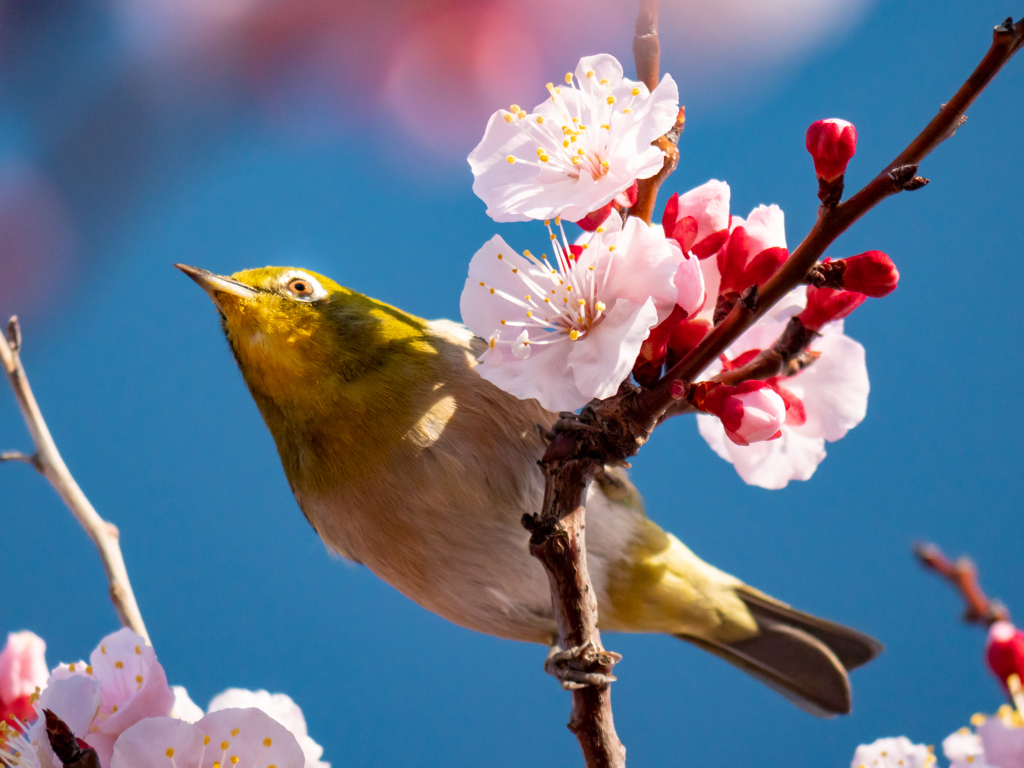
[677,588,882,717]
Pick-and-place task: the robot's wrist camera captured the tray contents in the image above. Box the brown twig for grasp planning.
[1,316,150,642]
[914,543,1009,625]
[646,16,1024,414]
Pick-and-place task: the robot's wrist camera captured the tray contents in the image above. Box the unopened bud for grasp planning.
[632,306,686,386]
[798,285,866,331]
[839,250,899,297]
[986,621,1024,692]
[695,381,786,446]
[806,118,857,183]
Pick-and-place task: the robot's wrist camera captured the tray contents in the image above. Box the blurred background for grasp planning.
[2,0,1023,765]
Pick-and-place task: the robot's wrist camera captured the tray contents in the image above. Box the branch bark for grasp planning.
[1,316,150,643]
[914,542,1009,625]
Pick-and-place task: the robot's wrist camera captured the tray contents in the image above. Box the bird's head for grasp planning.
[175,264,437,423]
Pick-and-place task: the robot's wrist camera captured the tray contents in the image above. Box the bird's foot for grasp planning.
[544,641,621,690]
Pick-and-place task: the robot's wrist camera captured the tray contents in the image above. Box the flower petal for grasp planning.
[197,708,305,768]
[208,689,329,768]
[785,333,869,442]
[110,717,206,768]
[569,297,657,401]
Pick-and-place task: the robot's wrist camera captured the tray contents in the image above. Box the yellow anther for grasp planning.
[166,748,175,758]
[135,675,143,684]
[566,285,573,292]
[545,83,555,93]
[68,663,76,672]
[263,738,273,747]
[555,86,562,94]
[550,233,556,240]
[112,705,118,713]
[595,227,605,233]
[506,156,515,164]
[204,736,211,745]
[544,298,550,303]
[523,249,532,256]
[86,666,93,674]
[601,160,609,168]
[479,282,485,287]
[500,319,506,325]
[601,124,610,130]
[565,73,572,84]
[586,70,595,79]
[622,108,632,114]
[489,338,495,348]
[115,661,124,669]
[524,295,531,300]
[135,646,141,655]
[213,763,221,768]
[631,87,640,96]
[539,154,550,162]
[503,113,513,123]
[571,157,581,165]
[596,301,606,311]
[230,758,239,765]
[582,244,589,249]
[221,741,230,750]
[100,645,106,654]
[543,219,550,226]
[578,299,586,306]
[497,253,503,260]
[577,148,585,155]
[570,135,577,143]
[510,104,520,113]
[599,78,609,85]
[489,288,495,295]
[512,268,518,273]
[563,139,569,148]
[517,109,526,119]
[536,115,544,124]
[609,245,617,251]
[563,298,568,303]
[526,311,533,318]
[569,330,579,340]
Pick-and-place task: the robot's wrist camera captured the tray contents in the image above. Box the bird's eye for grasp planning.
[287,278,314,297]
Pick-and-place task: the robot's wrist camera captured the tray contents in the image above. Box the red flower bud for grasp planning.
[986,621,1024,692]
[839,250,899,297]
[806,118,857,183]
[632,306,687,386]
[798,285,866,331]
[694,380,786,446]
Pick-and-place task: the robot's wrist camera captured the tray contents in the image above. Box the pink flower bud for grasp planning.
[986,621,1024,691]
[0,631,48,726]
[806,118,857,183]
[697,381,786,446]
[839,250,899,297]
[798,285,866,331]
[661,180,731,258]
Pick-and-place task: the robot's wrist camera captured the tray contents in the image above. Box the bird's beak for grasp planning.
[174,264,259,306]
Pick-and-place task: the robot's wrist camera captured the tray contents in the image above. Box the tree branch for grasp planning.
[645,16,1024,414]
[914,542,1009,625]
[1,316,150,642]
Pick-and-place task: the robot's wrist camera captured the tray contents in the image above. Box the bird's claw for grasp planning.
[544,641,621,690]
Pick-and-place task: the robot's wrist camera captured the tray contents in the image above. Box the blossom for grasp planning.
[696,287,869,489]
[692,381,786,445]
[850,737,935,768]
[43,628,174,767]
[208,689,328,768]
[1,632,48,726]
[461,215,701,411]
[943,725,990,768]
[1,674,102,768]
[661,179,731,258]
[807,118,858,182]
[468,53,679,223]
[987,621,1024,693]
[110,708,304,768]
[977,708,1024,768]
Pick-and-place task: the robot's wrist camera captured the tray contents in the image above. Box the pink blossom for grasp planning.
[978,710,1024,768]
[661,179,731,258]
[806,118,857,182]
[461,216,701,411]
[45,629,174,767]
[468,53,679,223]
[110,708,304,768]
[208,689,329,768]
[0,632,48,726]
[697,287,869,489]
[694,380,786,446]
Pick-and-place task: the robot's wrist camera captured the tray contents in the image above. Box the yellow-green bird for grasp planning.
[176,262,880,716]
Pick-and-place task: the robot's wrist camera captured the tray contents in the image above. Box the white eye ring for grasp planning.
[279,270,327,302]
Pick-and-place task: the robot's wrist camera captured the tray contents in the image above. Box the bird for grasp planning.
[175,262,881,716]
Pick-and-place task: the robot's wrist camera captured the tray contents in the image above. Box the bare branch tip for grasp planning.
[6,316,21,352]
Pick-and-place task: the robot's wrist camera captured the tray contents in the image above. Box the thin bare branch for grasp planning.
[1,316,150,642]
[645,16,1024,414]
[914,543,1009,625]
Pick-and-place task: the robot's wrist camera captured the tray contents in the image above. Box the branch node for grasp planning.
[6,316,21,353]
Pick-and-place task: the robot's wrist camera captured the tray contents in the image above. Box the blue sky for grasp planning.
[3,2,1024,766]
